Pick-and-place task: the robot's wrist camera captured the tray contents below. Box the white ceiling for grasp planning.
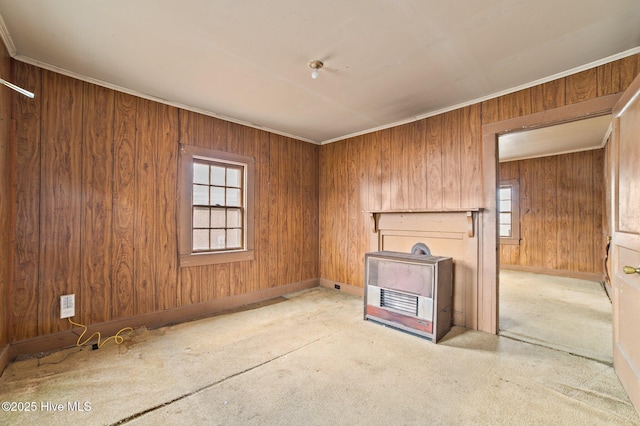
[498,114,612,162]
[0,1,639,144]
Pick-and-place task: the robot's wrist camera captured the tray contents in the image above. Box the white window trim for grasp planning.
[499,179,520,246]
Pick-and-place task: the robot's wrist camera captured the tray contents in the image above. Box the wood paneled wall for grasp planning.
[319,105,481,289]
[319,54,640,290]
[10,62,319,342]
[0,37,12,359]
[499,151,605,276]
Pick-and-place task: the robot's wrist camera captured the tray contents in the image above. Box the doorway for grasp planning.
[496,116,614,363]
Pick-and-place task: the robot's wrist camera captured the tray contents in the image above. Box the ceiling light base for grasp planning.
[308,60,324,79]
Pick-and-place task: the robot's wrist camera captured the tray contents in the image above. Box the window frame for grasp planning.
[178,144,255,267]
[498,179,520,245]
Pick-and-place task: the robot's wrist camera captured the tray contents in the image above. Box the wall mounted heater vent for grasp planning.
[364,251,453,343]
[380,288,418,316]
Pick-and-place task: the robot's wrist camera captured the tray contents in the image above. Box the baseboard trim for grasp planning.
[318,278,364,298]
[500,265,603,282]
[9,279,319,361]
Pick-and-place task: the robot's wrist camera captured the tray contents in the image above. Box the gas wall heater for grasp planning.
[364,251,453,343]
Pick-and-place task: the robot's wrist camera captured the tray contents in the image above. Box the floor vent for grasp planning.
[380,289,418,316]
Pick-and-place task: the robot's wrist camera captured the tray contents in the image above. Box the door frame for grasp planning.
[479,93,621,334]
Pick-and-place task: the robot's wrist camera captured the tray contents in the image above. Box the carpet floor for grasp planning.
[1,286,637,425]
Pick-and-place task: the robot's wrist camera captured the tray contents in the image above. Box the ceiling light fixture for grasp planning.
[308,60,323,79]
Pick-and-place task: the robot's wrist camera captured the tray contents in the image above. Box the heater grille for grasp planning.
[380,289,418,316]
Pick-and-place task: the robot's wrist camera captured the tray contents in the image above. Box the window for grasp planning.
[179,144,255,267]
[498,179,520,245]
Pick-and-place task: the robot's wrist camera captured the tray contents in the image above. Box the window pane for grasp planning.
[193,207,209,228]
[227,168,241,187]
[210,187,225,206]
[193,163,209,185]
[193,184,209,205]
[227,208,241,227]
[211,229,225,249]
[210,208,225,228]
[211,166,226,186]
[227,229,242,248]
[500,199,511,212]
[193,229,210,250]
[227,188,241,207]
[499,225,511,237]
[500,213,512,225]
[499,187,511,200]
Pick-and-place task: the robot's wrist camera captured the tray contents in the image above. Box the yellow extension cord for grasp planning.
[68,317,134,349]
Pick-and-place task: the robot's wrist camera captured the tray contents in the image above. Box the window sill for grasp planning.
[180,249,255,267]
[500,238,520,246]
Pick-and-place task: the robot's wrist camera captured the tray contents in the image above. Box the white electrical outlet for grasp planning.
[60,294,75,319]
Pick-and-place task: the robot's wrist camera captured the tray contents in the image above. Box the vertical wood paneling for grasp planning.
[334,140,349,284]
[133,98,157,315]
[556,154,572,270]
[499,88,532,121]
[344,138,362,283]
[518,159,532,266]
[592,148,605,274]
[318,141,332,282]
[460,105,480,207]
[10,64,320,344]
[12,62,41,341]
[301,142,319,281]
[112,92,137,319]
[278,136,293,286]
[228,123,247,296]
[425,115,443,209]
[480,98,499,124]
[411,120,427,209]
[269,134,283,286]
[257,130,271,290]
[442,110,461,209]
[156,104,179,310]
[379,130,392,211]
[530,158,545,267]
[81,83,114,323]
[389,127,404,210]
[0,44,13,347]
[566,68,597,105]
[500,151,603,275]
[597,62,619,97]
[573,151,593,272]
[391,123,414,209]
[366,132,381,212]
[242,126,259,293]
[619,54,640,91]
[38,71,83,334]
[543,156,557,270]
[178,110,200,305]
[292,138,304,283]
[531,79,566,113]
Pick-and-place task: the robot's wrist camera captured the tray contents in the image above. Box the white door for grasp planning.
[610,73,640,413]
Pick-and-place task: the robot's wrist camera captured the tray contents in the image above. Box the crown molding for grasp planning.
[0,14,16,57]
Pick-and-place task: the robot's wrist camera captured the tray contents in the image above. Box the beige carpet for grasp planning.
[1,287,637,425]
[499,270,613,365]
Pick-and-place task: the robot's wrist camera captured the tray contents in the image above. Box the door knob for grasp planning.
[623,266,640,274]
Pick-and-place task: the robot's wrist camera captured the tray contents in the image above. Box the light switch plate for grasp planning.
[60,294,75,319]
